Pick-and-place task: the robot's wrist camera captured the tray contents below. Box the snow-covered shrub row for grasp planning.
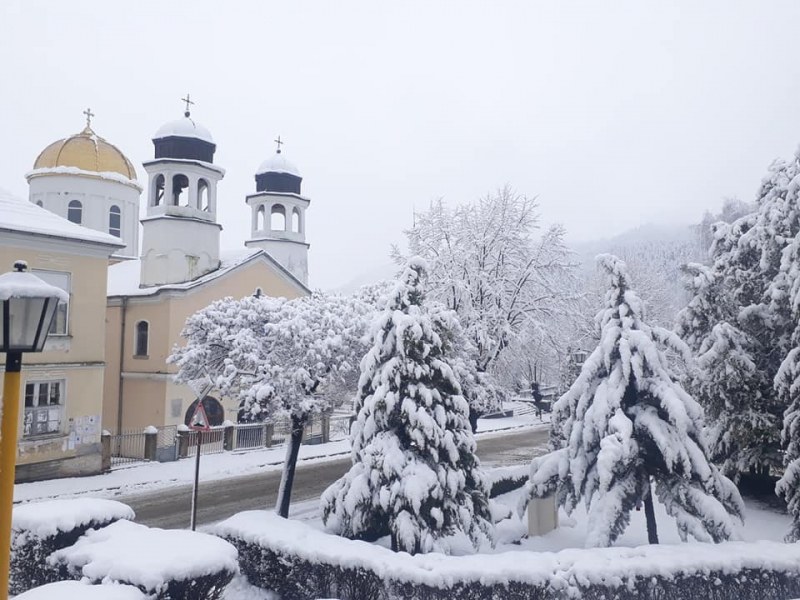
[14,580,148,600]
[487,464,529,497]
[51,520,238,600]
[216,510,800,600]
[10,498,135,596]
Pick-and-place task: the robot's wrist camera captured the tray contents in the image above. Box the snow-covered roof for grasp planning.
[256,152,301,177]
[26,166,142,191]
[153,115,214,144]
[0,188,125,248]
[107,248,309,297]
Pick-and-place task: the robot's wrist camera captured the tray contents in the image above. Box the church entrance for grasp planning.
[184,395,225,427]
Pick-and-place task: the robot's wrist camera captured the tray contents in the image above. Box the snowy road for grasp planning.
[122,427,549,529]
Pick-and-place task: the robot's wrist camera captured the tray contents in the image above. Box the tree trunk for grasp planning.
[643,481,659,544]
[275,414,305,518]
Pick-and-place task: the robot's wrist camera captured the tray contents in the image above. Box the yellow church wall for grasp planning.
[105,255,308,431]
[0,244,111,481]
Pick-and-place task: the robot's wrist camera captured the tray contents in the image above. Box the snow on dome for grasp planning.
[256,152,301,177]
[154,115,214,144]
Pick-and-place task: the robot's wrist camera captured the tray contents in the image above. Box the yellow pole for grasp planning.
[0,352,22,600]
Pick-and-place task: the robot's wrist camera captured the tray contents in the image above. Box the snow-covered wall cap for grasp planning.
[0,265,69,303]
[154,116,214,144]
[26,165,142,191]
[256,152,301,177]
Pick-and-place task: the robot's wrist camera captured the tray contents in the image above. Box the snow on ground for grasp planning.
[13,580,147,600]
[15,405,547,504]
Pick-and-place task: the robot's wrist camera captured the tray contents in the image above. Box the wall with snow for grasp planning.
[216,510,800,600]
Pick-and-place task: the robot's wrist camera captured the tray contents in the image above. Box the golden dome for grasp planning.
[33,125,137,181]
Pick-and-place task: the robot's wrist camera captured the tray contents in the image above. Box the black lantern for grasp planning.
[0,261,66,353]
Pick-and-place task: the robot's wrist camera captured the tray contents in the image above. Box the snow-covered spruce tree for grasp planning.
[171,291,371,517]
[675,262,777,477]
[677,149,800,480]
[774,234,800,542]
[321,258,494,555]
[526,254,744,547]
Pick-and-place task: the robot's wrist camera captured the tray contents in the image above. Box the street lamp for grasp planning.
[0,261,67,600]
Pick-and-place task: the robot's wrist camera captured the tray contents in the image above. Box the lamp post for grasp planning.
[0,261,67,600]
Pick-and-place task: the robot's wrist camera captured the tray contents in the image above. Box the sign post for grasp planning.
[188,399,211,531]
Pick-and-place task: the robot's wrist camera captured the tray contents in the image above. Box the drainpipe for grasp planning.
[116,297,128,434]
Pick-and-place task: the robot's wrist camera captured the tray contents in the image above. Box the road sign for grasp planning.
[189,401,211,431]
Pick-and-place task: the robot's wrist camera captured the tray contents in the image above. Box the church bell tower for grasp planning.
[245,137,310,286]
[140,97,225,287]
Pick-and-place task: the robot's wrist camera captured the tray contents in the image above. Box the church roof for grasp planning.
[0,188,124,248]
[107,248,309,298]
[32,125,138,182]
[154,115,214,144]
[256,151,301,177]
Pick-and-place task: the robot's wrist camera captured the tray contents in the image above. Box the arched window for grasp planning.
[67,200,82,224]
[270,204,286,231]
[154,174,165,206]
[198,179,209,211]
[292,208,301,233]
[257,205,266,230]
[134,321,149,357]
[109,205,121,237]
[172,174,189,206]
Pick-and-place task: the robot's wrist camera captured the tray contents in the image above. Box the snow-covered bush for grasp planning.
[217,509,800,600]
[321,258,494,554]
[10,498,134,596]
[525,255,744,547]
[51,519,238,599]
[14,580,147,600]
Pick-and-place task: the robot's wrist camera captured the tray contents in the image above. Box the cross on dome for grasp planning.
[83,107,95,129]
[181,93,195,117]
[274,135,284,154]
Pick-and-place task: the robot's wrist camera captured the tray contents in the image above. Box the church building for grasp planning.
[2,102,313,483]
[103,107,311,432]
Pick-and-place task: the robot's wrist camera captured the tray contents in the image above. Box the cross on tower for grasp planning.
[83,107,95,128]
[181,93,195,116]
[274,135,283,154]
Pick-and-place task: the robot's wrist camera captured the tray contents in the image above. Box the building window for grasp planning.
[292,208,301,233]
[35,200,43,207]
[32,270,70,335]
[170,398,183,418]
[67,200,82,224]
[109,205,121,237]
[23,380,64,437]
[270,204,286,231]
[134,321,149,357]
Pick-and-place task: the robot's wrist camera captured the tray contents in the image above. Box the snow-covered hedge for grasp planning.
[215,510,800,600]
[51,519,238,600]
[10,498,135,596]
[14,580,147,600]
[487,464,529,497]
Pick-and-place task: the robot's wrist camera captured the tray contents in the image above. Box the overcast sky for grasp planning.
[3,1,800,290]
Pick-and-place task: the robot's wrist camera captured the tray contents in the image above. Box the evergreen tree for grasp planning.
[321,258,494,554]
[774,235,800,542]
[527,255,743,548]
[675,262,778,477]
[677,150,800,479]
